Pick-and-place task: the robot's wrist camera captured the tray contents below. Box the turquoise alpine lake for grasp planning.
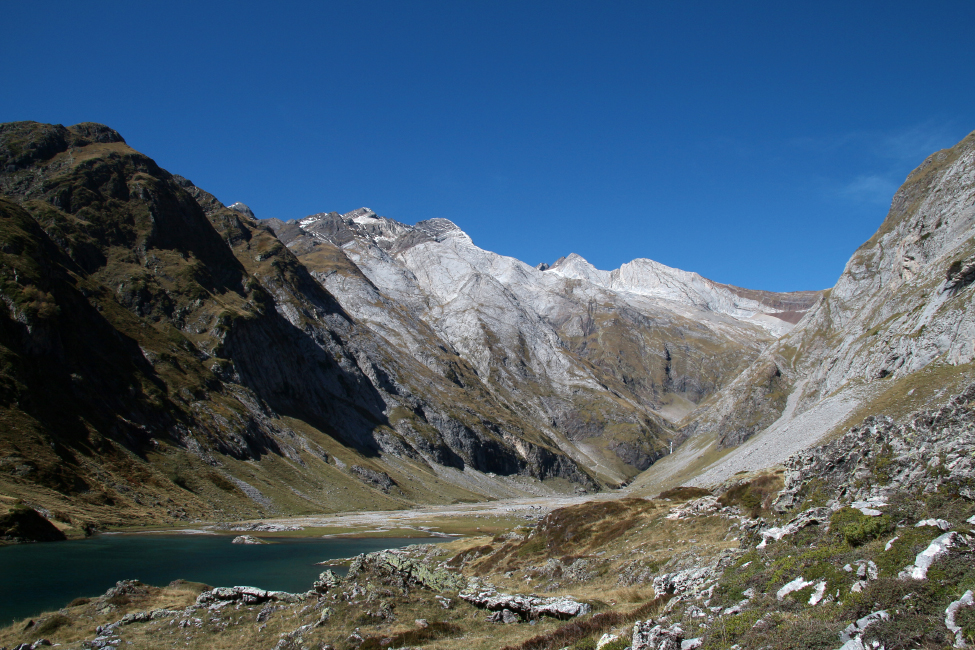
[0,533,435,625]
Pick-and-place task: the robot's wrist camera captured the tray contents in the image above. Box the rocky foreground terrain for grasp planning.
[3,380,974,649]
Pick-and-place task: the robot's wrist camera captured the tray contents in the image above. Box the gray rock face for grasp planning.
[227,202,256,219]
[350,465,395,493]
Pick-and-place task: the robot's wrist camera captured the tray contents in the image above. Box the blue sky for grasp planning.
[3,1,974,291]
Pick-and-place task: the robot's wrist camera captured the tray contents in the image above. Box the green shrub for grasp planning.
[829,508,893,546]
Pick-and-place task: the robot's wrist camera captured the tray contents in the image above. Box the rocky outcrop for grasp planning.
[774,380,975,511]
[631,620,686,650]
[196,586,306,606]
[346,549,465,593]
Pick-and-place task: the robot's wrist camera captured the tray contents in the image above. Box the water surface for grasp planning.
[0,533,429,625]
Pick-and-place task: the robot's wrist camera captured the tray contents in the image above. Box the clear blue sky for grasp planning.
[3,1,974,291]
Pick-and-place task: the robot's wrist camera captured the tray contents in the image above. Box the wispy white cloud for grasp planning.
[840,174,899,205]
[795,120,963,206]
[790,120,959,165]
[878,122,957,164]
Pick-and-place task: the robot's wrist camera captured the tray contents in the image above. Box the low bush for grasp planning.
[657,486,712,501]
[33,613,71,636]
[718,475,782,517]
[358,621,462,650]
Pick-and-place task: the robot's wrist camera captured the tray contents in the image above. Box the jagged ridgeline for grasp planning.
[0,121,818,531]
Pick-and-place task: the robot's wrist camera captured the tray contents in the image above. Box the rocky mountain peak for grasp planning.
[227,202,256,219]
[414,218,469,243]
[344,207,378,222]
[547,253,610,285]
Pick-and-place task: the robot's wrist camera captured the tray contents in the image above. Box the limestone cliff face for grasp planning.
[678,129,975,477]
[269,207,818,483]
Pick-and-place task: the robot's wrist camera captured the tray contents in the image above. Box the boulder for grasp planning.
[459,581,590,620]
[196,586,304,606]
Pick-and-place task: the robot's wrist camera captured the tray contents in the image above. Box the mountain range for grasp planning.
[0,120,972,538]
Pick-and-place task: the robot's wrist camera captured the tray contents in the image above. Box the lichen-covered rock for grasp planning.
[757,506,829,547]
[346,550,464,592]
[313,569,341,593]
[653,567,714,598]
